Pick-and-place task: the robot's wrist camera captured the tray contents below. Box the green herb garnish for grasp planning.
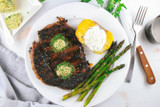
[81,0,127,18]
[81,0,91,3]
[81,0,104,7]
[106,0,127,18]
[113,3,127,17]
[106,0,119,12]
[96,0,104,7]
[40,0,45,2]
[56,62,74,79]
[50,34,69,53]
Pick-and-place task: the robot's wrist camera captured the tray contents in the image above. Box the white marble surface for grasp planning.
[0,0,160,107]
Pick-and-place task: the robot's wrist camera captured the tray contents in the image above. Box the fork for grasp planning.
[126,6,156,84]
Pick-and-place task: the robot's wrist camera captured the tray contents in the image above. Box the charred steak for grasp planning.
[29,17,90,89]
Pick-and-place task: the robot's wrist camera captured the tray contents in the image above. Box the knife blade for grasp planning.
[119,8,136,82]
[119,8,141,45]
[119,8,156,84]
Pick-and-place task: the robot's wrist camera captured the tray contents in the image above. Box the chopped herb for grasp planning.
[27,11,29,14]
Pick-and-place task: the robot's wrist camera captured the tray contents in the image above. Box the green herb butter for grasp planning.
[5,13,22,29]
[56,62,74,79]
[50,34,69,53]
[0,0,16,13]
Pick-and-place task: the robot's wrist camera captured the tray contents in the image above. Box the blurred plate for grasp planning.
[0,0,42,36]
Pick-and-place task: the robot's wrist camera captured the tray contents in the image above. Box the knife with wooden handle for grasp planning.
[119,8,155,84]
[137,46,155,84]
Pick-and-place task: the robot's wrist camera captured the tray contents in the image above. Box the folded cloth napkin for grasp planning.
[0,45,60,107]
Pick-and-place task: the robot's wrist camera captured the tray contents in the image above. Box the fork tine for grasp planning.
[137,7,143,25]
[140,7,148,25]
[134,6,142,25]
[134,6,148,25]
[137,6,145,25]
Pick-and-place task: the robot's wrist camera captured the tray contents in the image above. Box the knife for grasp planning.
[119,8,156,84]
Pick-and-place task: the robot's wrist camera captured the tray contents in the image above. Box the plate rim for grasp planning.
[25,2,131,107]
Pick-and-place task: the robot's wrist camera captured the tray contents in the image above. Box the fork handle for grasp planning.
[137,46,156,84]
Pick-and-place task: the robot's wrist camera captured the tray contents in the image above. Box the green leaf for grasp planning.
[113,3,127,18]
[106,0,116,12]
[96,0,104,7]
[81,0,91,2]
[114,12,119,17]
[114,0,121,3]
[40,0,45,2]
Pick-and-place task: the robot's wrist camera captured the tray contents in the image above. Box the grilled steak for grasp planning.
[29,17,90,89]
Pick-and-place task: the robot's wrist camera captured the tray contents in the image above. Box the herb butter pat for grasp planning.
[50,34,69,53]
[56,62,74,79]
[54,39,66,50]
[5,13,22,29]
[0,0,16,13]
[84,25,106,51]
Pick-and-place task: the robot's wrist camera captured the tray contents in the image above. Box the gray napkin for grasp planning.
[0,45,60,107]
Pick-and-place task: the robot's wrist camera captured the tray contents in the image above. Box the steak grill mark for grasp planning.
[29,17,90,89]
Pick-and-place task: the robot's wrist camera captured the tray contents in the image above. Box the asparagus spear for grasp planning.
[77,59,112,101]
[63,64,125,101]
[73,82,84,91]
[83,44,131,103]
[76,68,109,101]
[73,41,118,91]
[77,41,125,90]
[63,44,131,100]
[79,53,116,102]
[91,44,131,81]
[84,64,125,107]
[76,43,117,100]
[79,43,130,101]
[84,81,103,106]
[89,41,119,76]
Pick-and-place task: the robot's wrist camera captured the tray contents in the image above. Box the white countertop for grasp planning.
[0,0,160,107]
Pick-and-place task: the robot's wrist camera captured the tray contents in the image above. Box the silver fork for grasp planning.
[126,6,148,82]
[133,6,148,41]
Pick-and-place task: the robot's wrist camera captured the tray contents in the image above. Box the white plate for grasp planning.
[0,0,42,36]
[25,2,131,107]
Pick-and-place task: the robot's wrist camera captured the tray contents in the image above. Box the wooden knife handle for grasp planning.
[137,46,156,84]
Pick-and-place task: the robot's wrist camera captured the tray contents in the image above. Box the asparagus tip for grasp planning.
[127,44,132,49]
[76,99,82,102]
[114,64,125,71]
[119,64,125,69]
[120,40,125,44]
[113,41,117,45]
[62,96,67,101]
